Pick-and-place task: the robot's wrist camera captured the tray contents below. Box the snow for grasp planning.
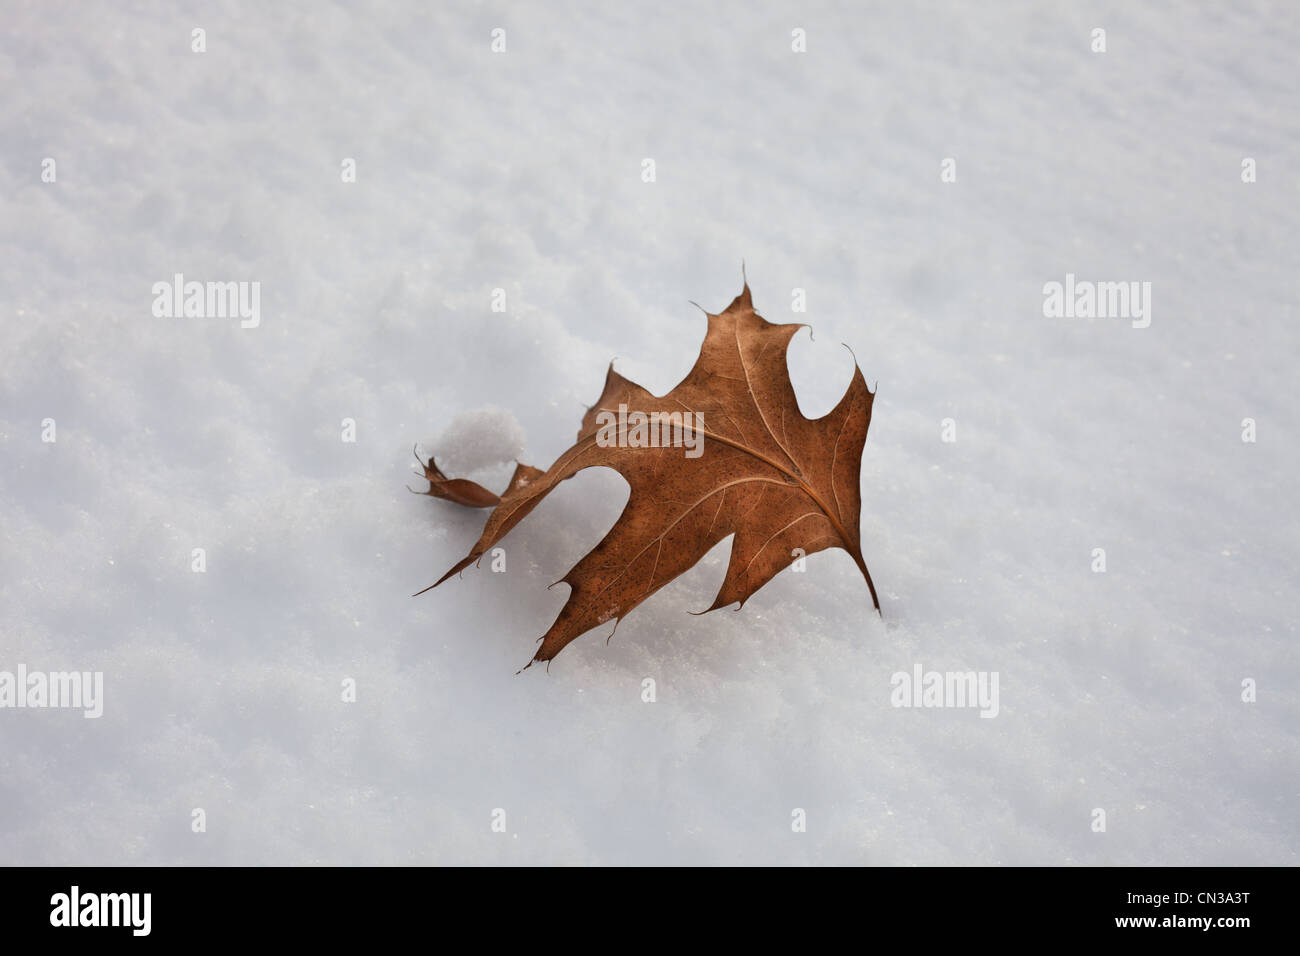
[1,1,1296,865]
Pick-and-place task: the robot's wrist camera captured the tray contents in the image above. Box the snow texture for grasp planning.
[1,1,1297,865]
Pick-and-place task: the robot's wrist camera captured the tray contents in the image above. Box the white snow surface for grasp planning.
[1,1,1297,865]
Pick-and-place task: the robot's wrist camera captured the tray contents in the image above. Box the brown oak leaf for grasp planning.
[416,282,879,668]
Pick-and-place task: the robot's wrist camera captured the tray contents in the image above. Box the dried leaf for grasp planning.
[414,451,542,509]
[418,282,879,668]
